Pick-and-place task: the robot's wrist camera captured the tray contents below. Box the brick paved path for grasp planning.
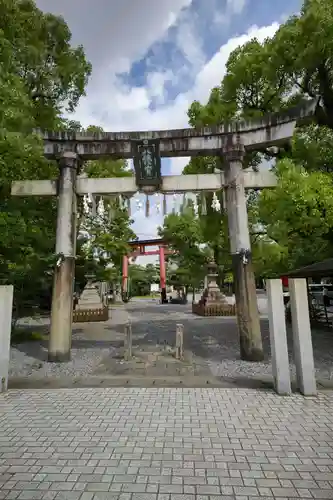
[1,388,333,499]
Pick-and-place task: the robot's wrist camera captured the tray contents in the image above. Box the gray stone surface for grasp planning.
[8,298,333,385]
[0,388,333,499]
[76,281,104,311]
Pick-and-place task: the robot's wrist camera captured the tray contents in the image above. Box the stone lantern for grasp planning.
[192,259,235,316]
[73,273,109,322]
[203,260,228,305]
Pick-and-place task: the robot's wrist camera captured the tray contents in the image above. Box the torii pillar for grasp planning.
[49,152,78,362]
[224,137,264,361]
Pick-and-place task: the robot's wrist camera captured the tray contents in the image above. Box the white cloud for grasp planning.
[146,70,176,105]
[35,0,193,74]
[79,24,278,128]
[215,0,247,24]
[74,22,279,175]
[175,10,206,72]
[227,0,247,15]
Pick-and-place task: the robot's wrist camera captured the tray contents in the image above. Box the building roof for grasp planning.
[287,259,333,278]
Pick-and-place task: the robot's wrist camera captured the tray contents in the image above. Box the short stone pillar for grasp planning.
[124,323,132,360]
[0,286,13,392]
[175,324,184,360]
[266,279,291,395]
[114,283,123,304]
[289,278,317,396]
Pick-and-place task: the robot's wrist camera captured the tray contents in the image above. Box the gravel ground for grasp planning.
[208,357,333,379]
[9,343,116,378]
[9,297,333,382]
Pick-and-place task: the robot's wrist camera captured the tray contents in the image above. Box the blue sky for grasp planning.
[36,0,303,261]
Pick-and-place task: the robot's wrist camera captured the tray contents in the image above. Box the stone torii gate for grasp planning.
[11,99,318,363]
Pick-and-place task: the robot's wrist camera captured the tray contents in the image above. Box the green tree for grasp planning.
[258,159,333,271]
[0,0,91,129]
[145,263,160,284]
[271,0,333,128]
[251,237,287,279]
[0,0,91,321]
[82,206,136,279]
[0,66,58,320]
[159,210,209,301]
[190,0,333,130]
[126,264,160,297]
[292,124,333,173]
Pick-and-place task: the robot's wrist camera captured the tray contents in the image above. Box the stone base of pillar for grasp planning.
[232,253,264,362]
[192,302,235,316]
[48,351,71,363]
[73,307,109,323]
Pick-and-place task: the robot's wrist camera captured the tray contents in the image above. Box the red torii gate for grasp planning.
[122,238,173,303]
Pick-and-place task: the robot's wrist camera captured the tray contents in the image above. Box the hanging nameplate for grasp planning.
[132,139,161,189]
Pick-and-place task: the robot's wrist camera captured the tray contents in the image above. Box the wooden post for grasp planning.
[48,152,78,362]
[224,137,264,361]
[124,323,132,360]
[175,324,184,360]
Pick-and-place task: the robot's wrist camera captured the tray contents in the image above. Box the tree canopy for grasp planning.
[158,209,210,296]
[188,0,333,128]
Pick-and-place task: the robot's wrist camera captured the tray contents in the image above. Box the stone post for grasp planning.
[159,245,167,304]
[0,286,13,392]
[289,278,317,396]
[224,136,263,361]
[175,324,184,360]
[124,323,132,360]
[48,152,78,362]
[266,279,291,395]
